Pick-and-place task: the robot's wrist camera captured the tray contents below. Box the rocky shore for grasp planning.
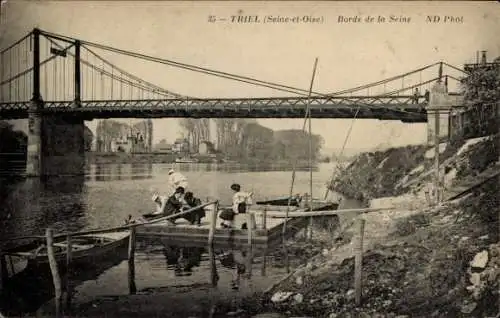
[218,134,499,317]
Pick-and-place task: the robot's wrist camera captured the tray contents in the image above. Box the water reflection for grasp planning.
[0,245,128,316]
[91,163,154,182]
[0,177,87,239]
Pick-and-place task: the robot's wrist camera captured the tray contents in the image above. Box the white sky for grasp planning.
[1,1,499,154]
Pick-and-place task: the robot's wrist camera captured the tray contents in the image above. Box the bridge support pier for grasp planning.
[26,100,44,177]
[26,110,85,177]
[42,115,85,176]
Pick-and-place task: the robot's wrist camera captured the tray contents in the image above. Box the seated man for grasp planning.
[163,186,186,224]
[182,191,206,225]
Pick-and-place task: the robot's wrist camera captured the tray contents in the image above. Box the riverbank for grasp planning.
[239,134,498,317]
[31,135,500,317]
[85,152,319,168]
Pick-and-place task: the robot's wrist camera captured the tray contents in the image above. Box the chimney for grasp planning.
[481,51,487,65]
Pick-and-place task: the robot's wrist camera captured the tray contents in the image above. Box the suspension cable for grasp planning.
[47,38,173,98]
[39,30,441,99]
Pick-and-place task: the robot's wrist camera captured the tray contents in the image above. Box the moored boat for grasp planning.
[4,231,130,267]
[175,157,199,163]
[256,195,340,211]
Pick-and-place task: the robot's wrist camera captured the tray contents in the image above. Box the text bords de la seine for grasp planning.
[337,15,464,24]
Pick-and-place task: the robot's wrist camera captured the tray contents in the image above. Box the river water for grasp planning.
[0,162,362,316]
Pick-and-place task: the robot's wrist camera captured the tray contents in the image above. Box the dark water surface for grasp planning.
[0,162,362,315]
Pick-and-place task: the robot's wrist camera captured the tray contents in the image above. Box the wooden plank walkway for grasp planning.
[136,209,308,250]
[445,162,500,201]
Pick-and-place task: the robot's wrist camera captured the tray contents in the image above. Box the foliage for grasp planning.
[272,129,324,161]
[179,118,210,152]
[84,125,93,151]
[180,119,324,163]
[0,121,27,153]
[462,63,500,107]
[460,61,500,138]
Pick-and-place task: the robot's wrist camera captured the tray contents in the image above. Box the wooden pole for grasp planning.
[434,109,441,204]
[128,227,137,295]
[262,207,267,230]
[354,218,366,306]
[261,249,267,277]
[247,213,254,246]
[65,234,73,311]
[246,213,255,278]
[46,228,62,318]
[208,201,219,245]
[309,58,318,242]
[208,244,218,286]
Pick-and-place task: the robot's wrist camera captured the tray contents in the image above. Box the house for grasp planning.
[198,140,216,155]
[173,138,189,153]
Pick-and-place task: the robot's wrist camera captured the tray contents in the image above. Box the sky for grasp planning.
[1,1,499,155]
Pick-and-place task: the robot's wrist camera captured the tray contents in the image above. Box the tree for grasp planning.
[84,125,93,151]
[272,129,324,161]
[461,60,500,137]
[0,121,27,153]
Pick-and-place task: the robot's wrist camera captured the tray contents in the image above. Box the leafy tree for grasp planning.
[461,58,500,137]
[84,125,93,151]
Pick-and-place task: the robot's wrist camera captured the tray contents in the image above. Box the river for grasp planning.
[0,162,362,316]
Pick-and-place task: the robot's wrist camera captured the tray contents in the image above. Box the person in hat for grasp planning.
[168,169,188,195]
[163,186,186,224]
[182,191,206,225]
[219,183,253,229]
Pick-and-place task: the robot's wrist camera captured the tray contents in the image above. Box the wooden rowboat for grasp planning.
[256,196,340,212]
[4,231,130,267]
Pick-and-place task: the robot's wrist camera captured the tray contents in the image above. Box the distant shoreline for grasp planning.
[85,152,321,167]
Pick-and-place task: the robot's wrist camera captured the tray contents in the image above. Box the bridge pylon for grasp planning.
[25,28,85,177]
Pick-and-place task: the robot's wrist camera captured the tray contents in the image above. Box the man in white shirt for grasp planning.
[168,169,188,195]
[219,183,253,228]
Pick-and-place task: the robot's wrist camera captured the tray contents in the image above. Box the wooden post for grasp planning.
[261,249,267,277]
[247,213,255,246]
[354,218,365,306]
[46,228,62,318]
[262,207,267,230]
[208,201,219,245]
[434,108,441,205]
[128,227,137,295]
[246,213,255,278]
[65,234,73,311]
[208,244,218,286]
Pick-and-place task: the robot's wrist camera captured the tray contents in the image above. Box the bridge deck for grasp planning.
[0,95,429,122]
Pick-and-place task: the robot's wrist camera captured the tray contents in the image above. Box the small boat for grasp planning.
[256,196,302,207]
[4,231,130,267]
[256,196,340,211]
[175,157,199,163]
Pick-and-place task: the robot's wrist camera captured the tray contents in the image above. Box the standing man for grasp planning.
[168,169,188,195]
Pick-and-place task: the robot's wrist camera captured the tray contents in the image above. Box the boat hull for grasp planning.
[6,231,130,268]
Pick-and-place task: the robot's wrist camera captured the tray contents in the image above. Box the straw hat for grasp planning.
[168,169,175,175]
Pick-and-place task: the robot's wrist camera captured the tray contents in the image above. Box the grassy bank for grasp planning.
[213,135,499,317]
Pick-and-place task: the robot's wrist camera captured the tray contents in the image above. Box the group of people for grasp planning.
[150,169,254,229]
[151,169,205,225]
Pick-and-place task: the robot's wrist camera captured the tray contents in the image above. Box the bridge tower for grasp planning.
[26,28,85,177]
[425,62,464,204]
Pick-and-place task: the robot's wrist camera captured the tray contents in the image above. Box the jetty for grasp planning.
[137,204,332,250]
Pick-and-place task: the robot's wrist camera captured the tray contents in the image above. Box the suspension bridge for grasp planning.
[0,28,469,177]
[0,28,467,122]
